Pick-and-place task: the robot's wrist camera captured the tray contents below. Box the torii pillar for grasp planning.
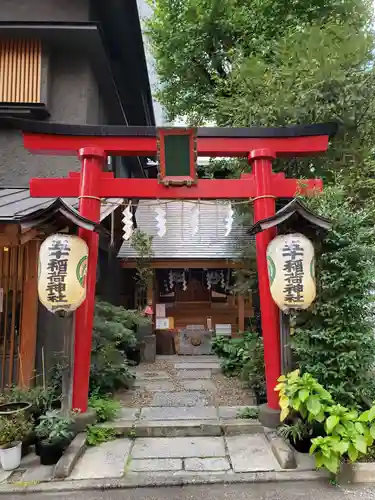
[22,121,336,420]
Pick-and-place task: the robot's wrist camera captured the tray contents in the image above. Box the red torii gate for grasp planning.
[21,120,336,418]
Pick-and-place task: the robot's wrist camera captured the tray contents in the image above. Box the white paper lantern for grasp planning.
[267,233,316,312]
[38,234,89,314]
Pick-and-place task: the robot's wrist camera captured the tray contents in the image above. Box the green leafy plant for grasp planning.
[237,407,259,420]
[278,419,313,445]
[276,370,375,474]
[88,394,121,423]
[8,386,56,414]
[130,229,154,290]
[35,410,74,444]
[276,369,333,423]
[86,425,116,446]
[0,413,33,447]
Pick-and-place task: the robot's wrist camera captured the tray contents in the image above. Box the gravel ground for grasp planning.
[116,358,256,408]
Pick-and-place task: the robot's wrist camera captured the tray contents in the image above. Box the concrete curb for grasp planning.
[54,433,87,479]
[337,462,375,484]
[0,469,329,494]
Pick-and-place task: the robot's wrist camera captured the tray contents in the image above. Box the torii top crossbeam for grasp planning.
[17,118,336,419]
[19,120,337,199]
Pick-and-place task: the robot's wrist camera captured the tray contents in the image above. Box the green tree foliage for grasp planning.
[292,187,375,407]
[147,0,371,124]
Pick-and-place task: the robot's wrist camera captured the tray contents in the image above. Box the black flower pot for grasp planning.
[0,402,32,417]
[291,437,312,454]
[39,439,64,465]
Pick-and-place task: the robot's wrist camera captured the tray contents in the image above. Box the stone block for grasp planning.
[128,458,182,472]
[225,434,279,473]
[135,370,171,381]
[266,432,296,469]
[182,380,217,391]
[150,391,212,407]
[131,436,226,459]
[176,370,211,379]
[54,433,87,479]
[69,438,132,479]
[184,457,230,471]
[140,335,156,363]
[222,419,263,435]
[174,362,220,373]
[143,381,176,392]
[140,406,218,421]
[135,420,221,438]
[118,408,140,421]
[218,406,257,419]
[178,329,212,355]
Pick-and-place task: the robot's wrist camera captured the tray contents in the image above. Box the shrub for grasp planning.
[90,301,149,395]
[88,394,121,423]
[212,331,265,396]
[292,186,375,407]
[0,413,33,446]
[86,425,116,446]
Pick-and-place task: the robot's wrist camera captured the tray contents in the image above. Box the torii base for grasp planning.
[258,404,281,429]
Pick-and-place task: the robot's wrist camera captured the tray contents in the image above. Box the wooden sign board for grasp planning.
[157,128,197,185]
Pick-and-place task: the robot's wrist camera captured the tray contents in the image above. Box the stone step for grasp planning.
[100,418,263,438]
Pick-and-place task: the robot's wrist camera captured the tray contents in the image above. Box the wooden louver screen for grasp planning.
[0,40,41,103]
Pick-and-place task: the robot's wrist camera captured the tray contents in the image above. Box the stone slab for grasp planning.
[21,465,54,483]
[69,438,133,480]
[0,470,12,483]
[184,457,231,471]
[182,380,217,391]
[118,408,140,420]
[225,434,279,473]
[150,391,211,407]
[140,406,218,421]
[128,458,182,472]
[134,370,171,380]
[131,436,226,459]
[176,370,211,380]
[142,381,175,392]
[218,406,258,419]
[178,329,212,355]
[174,362,220,372]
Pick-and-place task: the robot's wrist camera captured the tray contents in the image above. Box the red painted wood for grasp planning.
[23,132,329,157]
[30,176,323,199]
[72,147,106,413]
[250,149,281,410]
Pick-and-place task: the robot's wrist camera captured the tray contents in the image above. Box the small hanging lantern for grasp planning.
[38,234,88,315]
[267,233,316,312]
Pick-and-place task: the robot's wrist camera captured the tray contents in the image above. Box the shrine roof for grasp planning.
[119,200,252,260]
[0,187,122,233]
[248,198,332,234]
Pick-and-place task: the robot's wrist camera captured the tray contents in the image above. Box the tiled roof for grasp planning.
[118,200,252,260]
[0,188,122,223]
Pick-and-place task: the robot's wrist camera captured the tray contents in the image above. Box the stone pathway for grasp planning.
[66,355,315,481]
[0,356,316,487]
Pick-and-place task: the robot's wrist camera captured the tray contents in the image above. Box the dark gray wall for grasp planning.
[0,49,104,185]
[0,0,90,22]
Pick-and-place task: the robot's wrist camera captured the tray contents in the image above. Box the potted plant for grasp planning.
[35,410,74,465]
[0,413,33,470]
